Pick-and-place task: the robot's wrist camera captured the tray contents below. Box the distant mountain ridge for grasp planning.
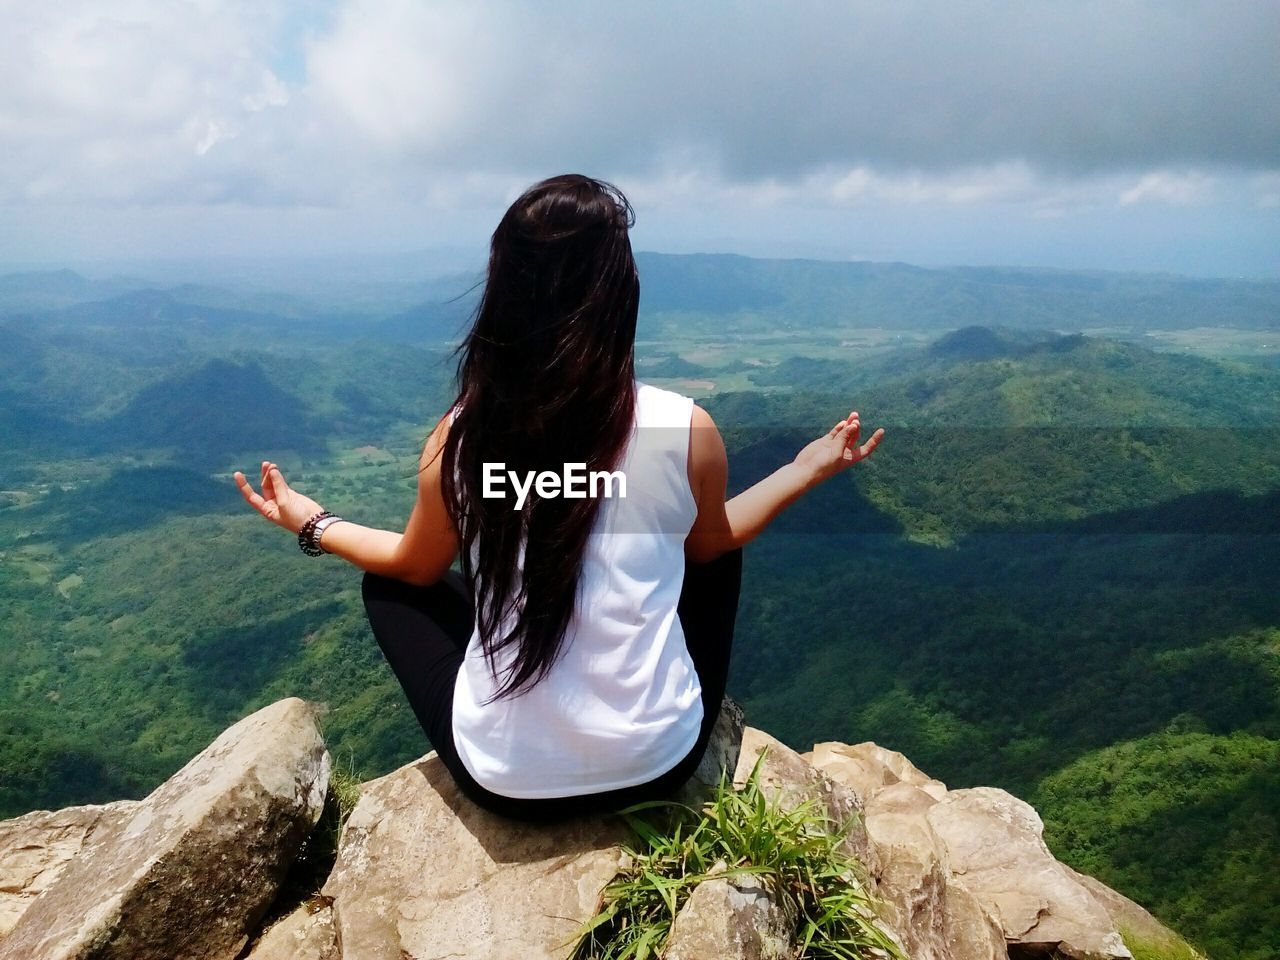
[376,253,1280,339]
[630,252,1280,334]
[5,254,1278,342]
[0,269,158,311]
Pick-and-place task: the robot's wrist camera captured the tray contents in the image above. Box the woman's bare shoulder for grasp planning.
[687,402,727,494]
[418,412,452,473]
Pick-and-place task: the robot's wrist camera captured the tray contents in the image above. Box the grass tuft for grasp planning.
[569,748,907,960]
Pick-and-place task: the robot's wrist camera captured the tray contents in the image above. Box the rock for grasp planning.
[808,741,949,804]
[1061,865,1207,960]
[942,881,1009,960]
[319,697,743,960]
[926,787,1131,960]
[0,698,330,960]
[320,752,630,960]
[0,799,138,939]
[0,693,1206,960]
[816,755,1005,960]
[664,871,797,960]
[857,781,953,960]
[681,696,747,801]
[242,899,339,960]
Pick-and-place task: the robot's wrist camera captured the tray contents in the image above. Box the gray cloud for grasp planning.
[0,0,1276,274]
[304,0,1280,180]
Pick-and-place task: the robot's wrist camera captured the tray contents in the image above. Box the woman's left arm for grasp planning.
[233,415,459,586]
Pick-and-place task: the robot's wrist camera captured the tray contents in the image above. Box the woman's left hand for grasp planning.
[793,410,885,485]
[233,461,324,534]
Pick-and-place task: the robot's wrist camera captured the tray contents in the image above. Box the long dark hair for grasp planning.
[439,174,640,701]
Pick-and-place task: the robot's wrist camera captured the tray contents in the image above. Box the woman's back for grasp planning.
[450,381,702,798]
[234,173,882,820]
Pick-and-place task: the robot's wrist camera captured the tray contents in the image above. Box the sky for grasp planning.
[1,0,1277,281]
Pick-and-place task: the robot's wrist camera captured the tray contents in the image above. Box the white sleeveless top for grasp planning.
[450,381,703,798]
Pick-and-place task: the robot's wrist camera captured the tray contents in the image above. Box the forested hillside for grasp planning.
[1,257,1277,959]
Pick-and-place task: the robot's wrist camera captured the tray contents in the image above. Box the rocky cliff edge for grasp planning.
[0,698,1204,960]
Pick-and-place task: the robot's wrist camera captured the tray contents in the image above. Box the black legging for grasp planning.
[361,547,742,822]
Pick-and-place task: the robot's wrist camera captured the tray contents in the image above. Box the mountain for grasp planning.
[926,324,1051,361]
[8,255,1278,359]
[51,288,364,345]
[0,269,156,312]
[374,294,479,344]
[91,358,322,466]
[1,261,1276,956]
[742,325,1280,426]
[632,253,1280,334]
[0,274,387,355]
[57,288,280,329]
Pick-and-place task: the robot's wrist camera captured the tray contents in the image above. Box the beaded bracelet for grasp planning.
[298,510,336,557]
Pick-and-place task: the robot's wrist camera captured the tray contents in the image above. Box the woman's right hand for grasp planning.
[233,461,325,534]
[792,411,885,485]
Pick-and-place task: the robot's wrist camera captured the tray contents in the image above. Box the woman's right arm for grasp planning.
[236,414,458,585]
[684,405,884,563]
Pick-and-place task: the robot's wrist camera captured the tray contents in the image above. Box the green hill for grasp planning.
[1034,731,1280,960]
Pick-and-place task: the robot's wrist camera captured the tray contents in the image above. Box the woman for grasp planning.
[234,174,883,822]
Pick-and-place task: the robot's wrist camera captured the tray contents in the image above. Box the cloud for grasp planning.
[618,160,1232,222]
[297,0,1280,178]
[1118,170,1217,207]
[0,1,300,205]
[0,0,1276,274]
[826,163,1046,207]
[1252,172,1280,209]
[242,71,290,113]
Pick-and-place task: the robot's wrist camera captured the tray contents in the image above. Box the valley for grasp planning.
[1,256,1277,959]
